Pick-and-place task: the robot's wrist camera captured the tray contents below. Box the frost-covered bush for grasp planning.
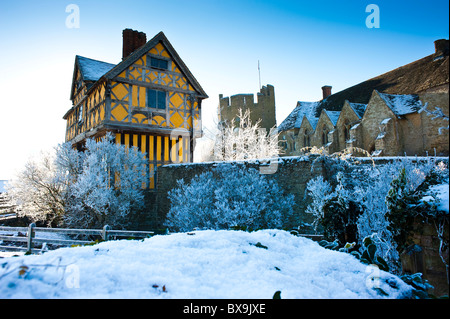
[386,162,449,279]
[354,157,436,273]
[166,163,295,232]
[306,156,440,274]
[305,176,333,224]
[306,173,363,243]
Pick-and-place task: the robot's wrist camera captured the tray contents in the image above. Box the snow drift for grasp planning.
[0,229,414,299]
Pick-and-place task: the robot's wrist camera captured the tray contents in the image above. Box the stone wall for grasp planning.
[419,93,449,156]
[154,155,326,230]
[152,156,448,231]
[401,218,449,297]
[360,92,397,154]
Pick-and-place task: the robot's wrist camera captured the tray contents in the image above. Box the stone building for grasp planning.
[278,39,449,157]
[218,84,276,131]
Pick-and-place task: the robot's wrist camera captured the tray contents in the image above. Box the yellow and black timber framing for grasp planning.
[63,30,208,190]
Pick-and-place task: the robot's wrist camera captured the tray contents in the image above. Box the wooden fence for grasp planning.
[0,223,155,254]
[0,211,16,221]
[0,194,16,221]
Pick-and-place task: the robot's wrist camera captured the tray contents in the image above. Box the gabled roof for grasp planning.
[376,91,423,117]
[278,101,320,132]
[103,31,208,98]
[69,31,208,102]
[77,56,116,82]
[323,110,340,126]
[278,40,448,132]
[70,55,116,100]
[298,116,316,131]
[346,101,367,119]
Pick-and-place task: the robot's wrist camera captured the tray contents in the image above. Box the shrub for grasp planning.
[165,163,295,232]
[306,156,442,274]
[307,173,363,244]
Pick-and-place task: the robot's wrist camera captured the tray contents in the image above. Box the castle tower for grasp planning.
[218,84,276,131]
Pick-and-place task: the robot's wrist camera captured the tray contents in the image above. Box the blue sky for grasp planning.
[0,0,448,179]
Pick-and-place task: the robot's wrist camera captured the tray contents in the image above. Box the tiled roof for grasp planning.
[76,55,116,82]
[377,92,422,117]
[348,102,367,119]
[278,101,320,132]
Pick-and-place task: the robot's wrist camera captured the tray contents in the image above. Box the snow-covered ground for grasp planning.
[0,229,414,299]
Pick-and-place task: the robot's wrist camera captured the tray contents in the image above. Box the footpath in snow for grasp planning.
[0,229,414,299]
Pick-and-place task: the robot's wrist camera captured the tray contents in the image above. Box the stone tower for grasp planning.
[218,84,276,131]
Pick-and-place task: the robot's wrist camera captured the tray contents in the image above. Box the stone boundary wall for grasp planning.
[154,155,325,230]
[153,156,449,230]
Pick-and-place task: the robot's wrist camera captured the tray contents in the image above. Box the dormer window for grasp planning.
[149,57,168,70]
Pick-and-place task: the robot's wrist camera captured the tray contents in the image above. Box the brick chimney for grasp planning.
[434,39,449,57]
[122,29,147,60]
[322,85,332,99]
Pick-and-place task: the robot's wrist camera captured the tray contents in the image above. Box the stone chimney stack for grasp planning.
[322,85,332,99]
[122,29,147,60]
[434,39,449,57]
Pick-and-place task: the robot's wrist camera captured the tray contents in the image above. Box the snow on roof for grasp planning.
[348,102,367,118]
[377,92,422,117]
[324,110,340,126]
[278,101,320,132]
[77,55,116,82]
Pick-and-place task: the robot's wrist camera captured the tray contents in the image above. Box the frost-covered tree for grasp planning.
[7,150,65,226]
[8,133,147,229]
[305,176,333,226]
[166,163,295,232]
[213,108,281,161]
[62,134,147,229]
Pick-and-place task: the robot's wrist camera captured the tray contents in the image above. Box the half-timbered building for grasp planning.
[63,29,208,189]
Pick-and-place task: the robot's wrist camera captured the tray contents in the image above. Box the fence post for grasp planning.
[102,225,110,241]
[27,223,36,254]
